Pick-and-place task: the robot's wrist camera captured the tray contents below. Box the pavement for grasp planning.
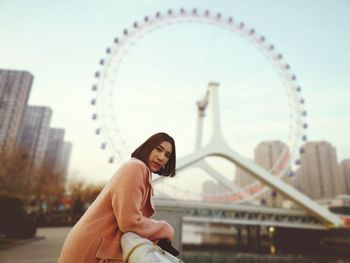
[0,227,71,263]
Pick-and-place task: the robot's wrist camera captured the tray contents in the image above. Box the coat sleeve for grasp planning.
[111,161,174,241]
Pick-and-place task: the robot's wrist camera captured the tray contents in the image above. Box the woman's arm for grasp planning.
[111,160,174,241]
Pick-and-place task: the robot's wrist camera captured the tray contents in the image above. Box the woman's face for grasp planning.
[147,141,172,172]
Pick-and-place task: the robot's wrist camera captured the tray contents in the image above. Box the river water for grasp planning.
[182,250,350,263]
[181,224,350,263]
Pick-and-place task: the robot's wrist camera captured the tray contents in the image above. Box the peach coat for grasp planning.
[58,158,174,263]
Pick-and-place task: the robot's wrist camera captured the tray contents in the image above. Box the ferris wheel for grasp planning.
[90,8,308,203]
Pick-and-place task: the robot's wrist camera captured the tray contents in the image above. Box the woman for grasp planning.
[58,132,176,262]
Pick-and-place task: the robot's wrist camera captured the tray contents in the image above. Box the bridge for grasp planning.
[154,198,326,230]
[153,197,350,254]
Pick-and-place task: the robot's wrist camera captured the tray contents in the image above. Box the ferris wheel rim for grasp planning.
[91,7,307,201]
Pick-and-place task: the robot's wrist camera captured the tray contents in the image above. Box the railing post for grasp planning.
[153,203,183,254]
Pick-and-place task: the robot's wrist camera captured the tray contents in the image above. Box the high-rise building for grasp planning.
[235,141,291,206]
[254,141,291,206]
[59,141,73,180]
[43,128,65,177]
[202,180,227,195]
[293,167,302,191]
[296,141,342,200]
[201,179,232,202]
[0,70,33,154]
[235,141,289,185]
[254,141,288,171]
[340,159,350,195]
[234,161,255,187]
[16,106,52,172]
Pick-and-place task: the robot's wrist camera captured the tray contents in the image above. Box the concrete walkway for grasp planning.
[0,227,71,263]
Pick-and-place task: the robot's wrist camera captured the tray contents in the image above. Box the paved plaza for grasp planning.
[0,227,71,263]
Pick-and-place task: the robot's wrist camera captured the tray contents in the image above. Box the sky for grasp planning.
[1,0,349,190]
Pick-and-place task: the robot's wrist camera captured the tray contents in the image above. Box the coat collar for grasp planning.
[131,158,154,196]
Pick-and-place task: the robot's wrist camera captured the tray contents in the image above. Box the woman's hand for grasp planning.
[163,221,174,241]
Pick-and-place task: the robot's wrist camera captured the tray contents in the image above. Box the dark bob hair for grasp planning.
[131,132,176,177]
